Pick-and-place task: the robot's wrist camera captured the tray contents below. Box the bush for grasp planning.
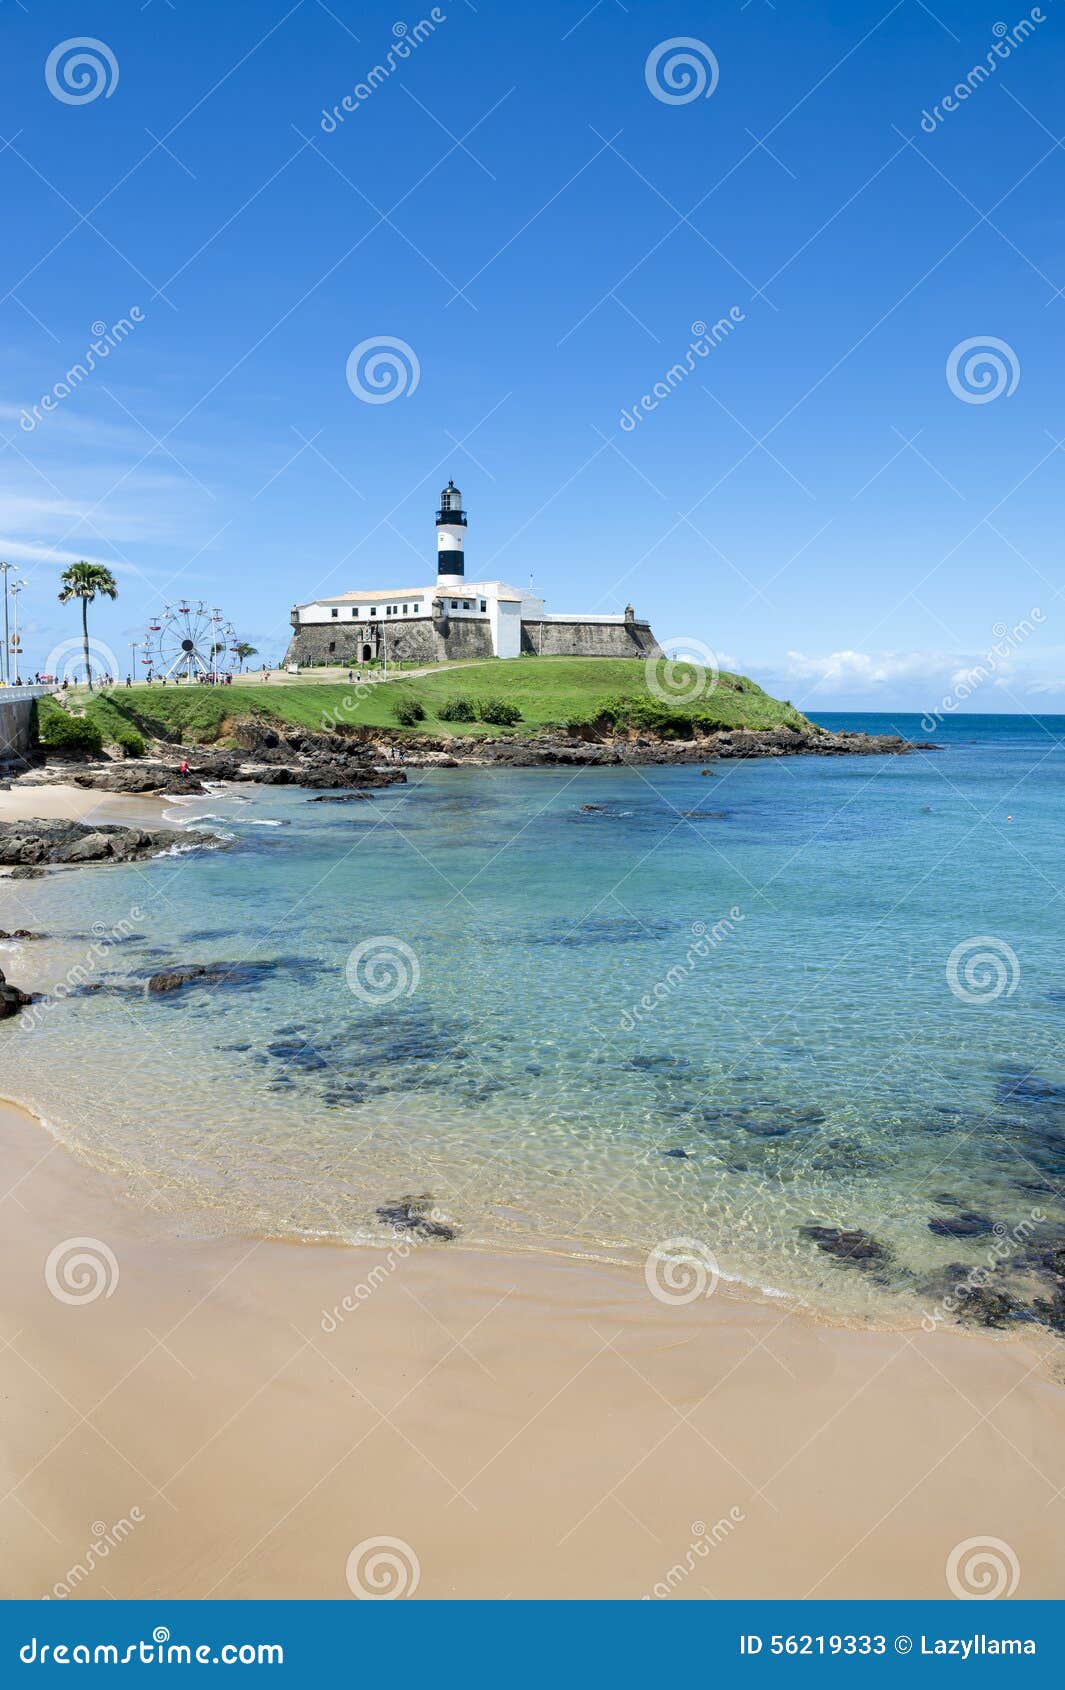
[476,697,522,726]
[393,697,426,726]
[437,696,476,721]
[114,727,147,759]
[37,709,103,758]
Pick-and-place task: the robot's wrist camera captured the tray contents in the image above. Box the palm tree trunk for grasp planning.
[82,595,92,690]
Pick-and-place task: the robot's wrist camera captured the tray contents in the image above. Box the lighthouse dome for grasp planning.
[440,480,462,512]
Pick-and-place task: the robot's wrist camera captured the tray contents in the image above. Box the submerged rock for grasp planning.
[660,1147,692,1159]
[0,928,45,940]
[376,1194,456,1241]
[799,1225,891,1268]
[928,1211,997,1239]
[307,792,373,803]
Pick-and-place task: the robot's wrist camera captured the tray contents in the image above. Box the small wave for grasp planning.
[156,833,234,856]
[245,818,288,827]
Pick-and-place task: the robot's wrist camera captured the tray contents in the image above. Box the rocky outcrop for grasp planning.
[30,711,928,789]
[0,818,221,870]
[390,726,935,768]
[39,725,410,794]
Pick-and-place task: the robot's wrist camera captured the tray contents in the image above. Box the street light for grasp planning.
[0,562,15,685]
[8,579,28,682]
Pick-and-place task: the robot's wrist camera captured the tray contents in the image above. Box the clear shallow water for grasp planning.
[4,712,1065,1326]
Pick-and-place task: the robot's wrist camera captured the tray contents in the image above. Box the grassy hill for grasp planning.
[38,657,812,748]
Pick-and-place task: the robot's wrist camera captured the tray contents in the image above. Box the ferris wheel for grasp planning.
[142,602,235,680]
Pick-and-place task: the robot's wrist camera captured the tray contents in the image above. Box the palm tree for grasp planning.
[57,562,118,691]
[234,642,258,672]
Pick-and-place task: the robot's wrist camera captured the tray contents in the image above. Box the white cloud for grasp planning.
[758,641,1065,706]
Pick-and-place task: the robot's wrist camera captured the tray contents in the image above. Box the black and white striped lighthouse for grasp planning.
[436,479,467,586]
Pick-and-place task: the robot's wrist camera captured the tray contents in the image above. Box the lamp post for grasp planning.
[9,579,27,682]
[0,562,13,685]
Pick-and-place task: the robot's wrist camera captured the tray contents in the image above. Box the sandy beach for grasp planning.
[0,1094,1063,1601]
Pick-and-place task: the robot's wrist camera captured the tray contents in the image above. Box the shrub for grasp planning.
[37,710,104,758]
[476,697,522,726]
[437,696,476,721]
[114,727,147,759]
[393,697,426,726]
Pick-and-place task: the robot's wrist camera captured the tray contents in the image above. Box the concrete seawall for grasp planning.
[0,686,50,765]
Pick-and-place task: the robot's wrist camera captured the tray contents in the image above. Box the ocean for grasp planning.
[4,711,1065,1328]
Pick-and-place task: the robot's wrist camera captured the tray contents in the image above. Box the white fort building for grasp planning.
[284,482,661,667]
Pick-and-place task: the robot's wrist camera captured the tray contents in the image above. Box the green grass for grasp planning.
[46,658,812,747]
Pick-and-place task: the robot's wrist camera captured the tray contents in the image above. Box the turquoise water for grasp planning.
[4,713,1065,1325]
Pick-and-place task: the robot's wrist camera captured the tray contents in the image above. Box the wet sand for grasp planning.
[0,1097,1063,1600]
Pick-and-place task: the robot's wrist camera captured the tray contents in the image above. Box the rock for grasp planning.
[145,957,320,996]
[0,967,34,1018]
[7,866,46,879]
[0,929,45,940]
[928,1211,996,1238]
[147,966,215,994]
[307,792,373,803]
[799,1225,891,1267]
[955,1287,1029,1328]
[376,1194,456,1241]
[578,804,605,813]
[661,1147,692,1159]
[0,818,222,869]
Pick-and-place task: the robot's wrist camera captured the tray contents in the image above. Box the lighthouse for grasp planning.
[436,479,466,586]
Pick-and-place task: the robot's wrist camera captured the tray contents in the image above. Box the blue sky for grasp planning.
[1,0,1063,711]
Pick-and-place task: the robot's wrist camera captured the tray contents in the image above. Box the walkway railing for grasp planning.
[0,684,55,704]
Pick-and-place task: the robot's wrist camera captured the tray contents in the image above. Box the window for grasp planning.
[331,608,338,619]
[402,603,408,614]
[463,600,470,610]
[480,600,487,613]
[370,607,377,616]
[328,640,336,653]
[351,608,358,617]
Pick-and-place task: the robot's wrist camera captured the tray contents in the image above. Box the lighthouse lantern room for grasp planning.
[436,479,467,585]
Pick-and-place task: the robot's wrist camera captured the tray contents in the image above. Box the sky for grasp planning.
[1,0,1063,712]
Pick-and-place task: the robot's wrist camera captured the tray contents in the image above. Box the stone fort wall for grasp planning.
[521,619,661,659]
[283,616,661,668]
